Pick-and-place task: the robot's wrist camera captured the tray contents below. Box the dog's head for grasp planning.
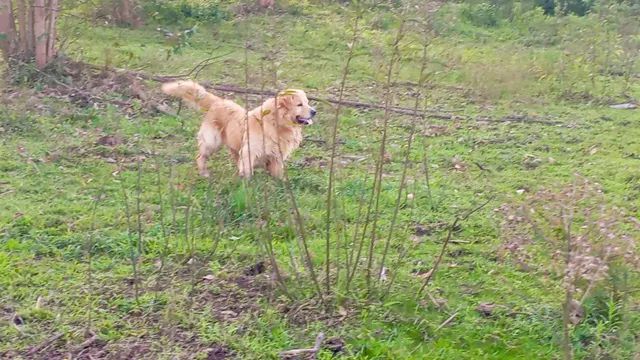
[276,89,316,126]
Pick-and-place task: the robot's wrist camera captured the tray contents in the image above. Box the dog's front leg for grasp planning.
[237,145,257,179]
[266,157,284,179]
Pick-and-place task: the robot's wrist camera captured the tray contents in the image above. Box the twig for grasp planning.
[153,149,169,292]
[85,191,103,332]
[426,290,449,310]
[85,52,233,81]
[449,239,471,244]
[435,311,458,332]
[366,17,406,293]
[377,18,431,282]
[279,332,325,359]
[0,190,15,197]
[417,196,494,296]
[120,164,140,303]
[72,334,98,354]
[135,158,144,256]
[263,34,324,304]
[26,332,64,356]
[325,14,360,295]
[344,172,370,293]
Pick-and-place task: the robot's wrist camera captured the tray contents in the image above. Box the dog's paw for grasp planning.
[237,168,253,179]
[199,169,211,178]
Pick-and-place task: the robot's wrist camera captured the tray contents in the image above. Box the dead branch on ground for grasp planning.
[279,332,325,359]
[85,63,562,125]
[26,332,64,356]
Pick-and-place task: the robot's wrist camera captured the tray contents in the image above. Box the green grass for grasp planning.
[1,2,639,359]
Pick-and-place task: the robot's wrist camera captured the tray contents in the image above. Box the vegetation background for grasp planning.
[1,0,639,359]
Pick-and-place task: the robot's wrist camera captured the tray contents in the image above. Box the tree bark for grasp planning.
[16,0,27,56]
[0,0,15,60]
[25,0,34,55]
[46,0,57,59]
[33,0,46,68]
[120,0,131,23]
[113,0,141,27]
[2,0,58,67]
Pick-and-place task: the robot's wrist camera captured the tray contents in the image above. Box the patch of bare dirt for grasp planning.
[204,344,235,360]
[194,272,271,323]
[412,221,450,237]
[24,329,236,360]
[422,125,451,137]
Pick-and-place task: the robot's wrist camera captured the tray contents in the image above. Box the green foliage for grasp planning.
[0,109,37,136]
[144,0,229,25]
[458,0,595,19]
[556,0,596,16]
[160,25,198,58]
[460,2,500,27]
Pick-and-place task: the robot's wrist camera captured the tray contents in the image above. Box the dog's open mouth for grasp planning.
[295,116,313,125]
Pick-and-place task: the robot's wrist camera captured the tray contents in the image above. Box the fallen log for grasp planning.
[82,62,564,125]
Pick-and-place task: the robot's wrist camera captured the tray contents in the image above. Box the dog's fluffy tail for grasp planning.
[161,80,220,111]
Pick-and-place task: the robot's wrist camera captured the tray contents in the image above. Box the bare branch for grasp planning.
[26,332,64,356]
[279,332,325,359]
[418,196,494,296]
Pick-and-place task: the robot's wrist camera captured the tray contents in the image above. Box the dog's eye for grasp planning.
[297,103,303,107]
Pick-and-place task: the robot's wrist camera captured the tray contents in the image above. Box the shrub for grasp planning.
[538,0,596,16]
[457,0,595,23]
[498,176,640,359]
[144,0,229,25]
[460,2,499,27]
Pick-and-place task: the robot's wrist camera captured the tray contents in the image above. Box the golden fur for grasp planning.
[161,80,316,179]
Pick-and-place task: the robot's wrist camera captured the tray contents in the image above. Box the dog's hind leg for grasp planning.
[196,122,222,178]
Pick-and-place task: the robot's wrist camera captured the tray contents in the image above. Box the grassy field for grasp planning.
[1,1,639,359]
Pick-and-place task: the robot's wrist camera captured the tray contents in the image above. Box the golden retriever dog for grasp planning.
[161,80,316,179]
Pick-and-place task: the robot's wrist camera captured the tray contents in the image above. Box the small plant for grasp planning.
[158,25,197,59]
[498,175,639,359]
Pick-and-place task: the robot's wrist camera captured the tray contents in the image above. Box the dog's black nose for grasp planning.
[310,108,317,117]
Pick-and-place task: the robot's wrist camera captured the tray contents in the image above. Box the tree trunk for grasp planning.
[0,0,15,60]
[1,0,58,68]
[25,0,34,55]
[17,0,27,56]
[120,0,131,22]
[33,0,46,68]
[113,0,142,28]
[46,0,57,59]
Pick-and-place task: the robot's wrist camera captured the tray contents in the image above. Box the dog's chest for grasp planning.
[261,127,302,160]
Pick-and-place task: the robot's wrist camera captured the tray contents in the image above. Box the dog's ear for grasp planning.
[277,89,298,110]
[277,95,293,110]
